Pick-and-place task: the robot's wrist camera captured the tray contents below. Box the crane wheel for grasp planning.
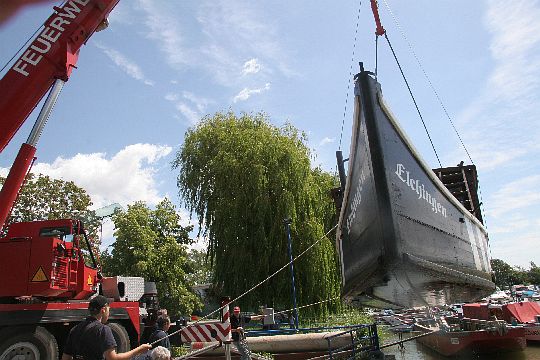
[0,326,58,359]
[108,322,131,353]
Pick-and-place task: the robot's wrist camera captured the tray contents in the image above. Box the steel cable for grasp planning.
[156,223,339,345]
[380,0,488,230]
[338,1,362,152]
[384,33,442,168]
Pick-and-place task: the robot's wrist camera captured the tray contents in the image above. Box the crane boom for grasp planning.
[0,0,120,153]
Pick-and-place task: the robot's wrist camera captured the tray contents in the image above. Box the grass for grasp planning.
[299,306,374,328]
[297,306,393,344]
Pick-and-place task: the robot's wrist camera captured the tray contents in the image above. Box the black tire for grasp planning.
[0,326,58,360]
[108,322,131,353]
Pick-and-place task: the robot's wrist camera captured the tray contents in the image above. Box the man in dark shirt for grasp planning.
[230,306,263,360]
[149,314,171,350]
[61,295,151,360]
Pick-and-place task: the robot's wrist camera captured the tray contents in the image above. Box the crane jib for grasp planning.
[12,0,91,77]
[0,0,120,153]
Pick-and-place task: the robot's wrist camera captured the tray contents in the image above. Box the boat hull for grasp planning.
[417,327,526,356]
[336,70,495,308]
[525,325,540,341]
[189,332,352,354]
[463,301,540,341]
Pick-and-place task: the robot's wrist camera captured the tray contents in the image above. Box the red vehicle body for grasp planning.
[0,1,157,358]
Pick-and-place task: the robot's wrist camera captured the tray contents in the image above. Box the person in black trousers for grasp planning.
[230,306,264,360]
[61,295,151,360]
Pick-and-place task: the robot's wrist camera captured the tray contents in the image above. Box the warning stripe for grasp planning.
[181,323,232,342]
[181,302,231,343]
[185,326,204,342]
[199,324,213,341]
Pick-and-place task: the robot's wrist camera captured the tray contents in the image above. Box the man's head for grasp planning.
[88,295,110,323]
[151,346,171,360]
[157,314,171,331]
[233,306,240,316]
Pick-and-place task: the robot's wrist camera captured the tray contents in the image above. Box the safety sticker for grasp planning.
[31,266,48,282]
[87,275,93,286]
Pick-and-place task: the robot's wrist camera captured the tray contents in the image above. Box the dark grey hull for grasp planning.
[336,70,495,309]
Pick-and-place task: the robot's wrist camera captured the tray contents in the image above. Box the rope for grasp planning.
[380,0,488,230]
[0,0,65,73]
[0,25,44,74]
[273,296,340,317]
[375,35,379,79]
[381,0,474,166]
[384,33,442,168]
[338,1,362,152]
[379,328,439,349]
[154,223,339,345]
[1,0,66,75]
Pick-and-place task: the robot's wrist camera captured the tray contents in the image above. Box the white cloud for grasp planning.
[137,0,292,86]
[183,91,211,113]
[165,93,179,102]
[137,0,189,68]
[95,43,155,86]
[444,1,540,267]
[233,83,271,103]
[490,231,539,268]
[176,103,200,125]
[242,58,261,75]
[457,1,540,170]
[27,144,172,209]
[487,175,540,218]
[164,91,212,125]
[190,234,208,252]
[319,137,335,147]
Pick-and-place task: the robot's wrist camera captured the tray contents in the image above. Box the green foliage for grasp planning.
[0,173,100,246]
[528,262,540,285]
[491,259,536,287]
[101,199,202,315]
[300,306,373,328]
[171,346,190,357]
[173,111,341,316]
[187,249,214,285]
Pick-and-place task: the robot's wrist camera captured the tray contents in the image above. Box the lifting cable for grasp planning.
[0,0,65,74]
[375,35,379,79]
[0,25,43,74]
[338,1,362,152]
[381,0,475,166]
[154,223,339,346]
[273,296,340,318]
[370,0,441,167]
[380,0,488,229]
[383,33,442,168]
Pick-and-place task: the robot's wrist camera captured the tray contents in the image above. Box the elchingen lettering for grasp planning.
[395,163,447,217]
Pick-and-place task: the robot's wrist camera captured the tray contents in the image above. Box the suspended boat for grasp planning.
[334,65,495,309]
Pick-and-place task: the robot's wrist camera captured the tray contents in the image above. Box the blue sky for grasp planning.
[0,1,538,268]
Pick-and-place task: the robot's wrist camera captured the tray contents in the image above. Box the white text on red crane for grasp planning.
[12,0,90,77]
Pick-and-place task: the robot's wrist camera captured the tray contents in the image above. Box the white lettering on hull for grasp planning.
[394,163,447,218]
[12,0,91,77]
[346,163,368,235]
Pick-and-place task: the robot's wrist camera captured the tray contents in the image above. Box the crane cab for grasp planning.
[0,219,99,301]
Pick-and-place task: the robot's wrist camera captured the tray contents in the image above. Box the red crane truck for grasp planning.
[0,1,159,358]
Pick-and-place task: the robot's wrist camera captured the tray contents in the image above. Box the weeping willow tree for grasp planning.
[173,111,341,316]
